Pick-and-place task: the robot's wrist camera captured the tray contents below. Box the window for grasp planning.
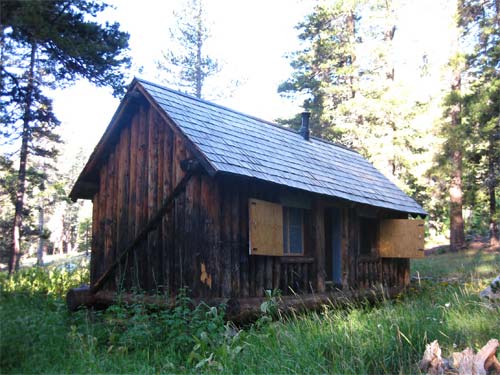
[283,207,304,255]
[359,217,377,256]
[249,199,305,256]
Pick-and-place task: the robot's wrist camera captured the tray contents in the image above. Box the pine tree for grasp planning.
[446,54,466,252]
[1,0,130,273]
[279,0,428,199]
[157,0,218,99]
[459,0,499,246]
[278,1,359,137]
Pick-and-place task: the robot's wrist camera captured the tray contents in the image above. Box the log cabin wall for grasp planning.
[343,206,410,289]
[90,100,410,299]
[90,99,204,294]
[213,178,410,298]
[216,176,319,298]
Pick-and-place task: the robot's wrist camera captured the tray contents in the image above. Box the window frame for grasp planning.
[282,206,305,256]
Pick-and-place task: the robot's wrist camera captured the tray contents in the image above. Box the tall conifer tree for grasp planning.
[459,0,499,246]
[157,0,218,99]
[1,0,130,273]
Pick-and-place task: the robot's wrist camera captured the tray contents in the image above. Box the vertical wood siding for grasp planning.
[90,103,410,298]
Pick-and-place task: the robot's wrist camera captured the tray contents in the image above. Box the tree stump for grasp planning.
[420,339,500,375]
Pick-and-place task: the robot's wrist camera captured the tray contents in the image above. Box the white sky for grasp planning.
[50,0,456,164]
[53,0,313,158]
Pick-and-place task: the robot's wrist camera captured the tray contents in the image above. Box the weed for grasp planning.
[1,249,498,374]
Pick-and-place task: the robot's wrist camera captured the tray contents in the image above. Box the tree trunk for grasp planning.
[9,42,37,274]
[449,66,465,252]
[195,0,203,99]
[346,10,356,99]
[488,133,499,248]
[37,203,44,266]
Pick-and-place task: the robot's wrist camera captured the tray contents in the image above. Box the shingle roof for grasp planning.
[137,78,426,216]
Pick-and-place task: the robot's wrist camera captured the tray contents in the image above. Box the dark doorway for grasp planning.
[325,207,342,286]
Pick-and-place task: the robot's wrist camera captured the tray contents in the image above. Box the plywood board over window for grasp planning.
[379,219,425,258]
[249,199,283,256]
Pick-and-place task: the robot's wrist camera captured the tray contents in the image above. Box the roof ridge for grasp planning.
[133,77,358,155]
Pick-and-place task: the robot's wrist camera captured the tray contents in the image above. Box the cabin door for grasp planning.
[325,207,342,286]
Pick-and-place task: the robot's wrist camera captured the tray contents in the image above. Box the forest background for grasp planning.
[1,0,498,270]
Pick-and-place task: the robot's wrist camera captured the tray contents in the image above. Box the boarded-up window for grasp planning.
[379,219,425,258]
[283,207,304,255]
[249,199,283,256]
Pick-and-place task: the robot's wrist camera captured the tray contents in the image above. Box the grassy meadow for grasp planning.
[1,247,499,374]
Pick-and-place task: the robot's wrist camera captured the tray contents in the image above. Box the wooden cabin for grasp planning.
[68,78,426,314]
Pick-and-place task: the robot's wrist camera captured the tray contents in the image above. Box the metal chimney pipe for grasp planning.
[299,112,311,140]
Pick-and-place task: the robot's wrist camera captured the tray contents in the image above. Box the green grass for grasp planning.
[1,249,499,374]
[412,248,500,280]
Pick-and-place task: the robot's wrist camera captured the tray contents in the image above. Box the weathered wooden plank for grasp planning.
[211,180,221,298]
[341,208,349,286]
[273,257,281,290]
[116,123,131,289]
[112,143,120,287]
[91,192,99,285]
[189,174,202,296]
[313,199,326,293]
[103,151,114,289]
[172,133,187,290]
[99,157,108,274]
[162,126,174,293]
[98,163,107,285]
[265,257,273,290]
[200,175,219,297]
[305,263,311,292]
[382,259,388,286]
[282,263,288,293]
[183,172,196,292]
[147,106,160,290]
[155,110,165,291]
[255,257,264,297]
[124,114,138,289]
[349,208,358,287]
[289,264,295,292]
[221,183,232,298]
[134,105,148,290]
[249,256,256,297]
[403,258,410,286]
[239,181,249,298]
[230,184,240,297]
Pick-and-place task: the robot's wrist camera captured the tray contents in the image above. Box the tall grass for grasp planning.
[1,250,498,374]
[221,281,499,374]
